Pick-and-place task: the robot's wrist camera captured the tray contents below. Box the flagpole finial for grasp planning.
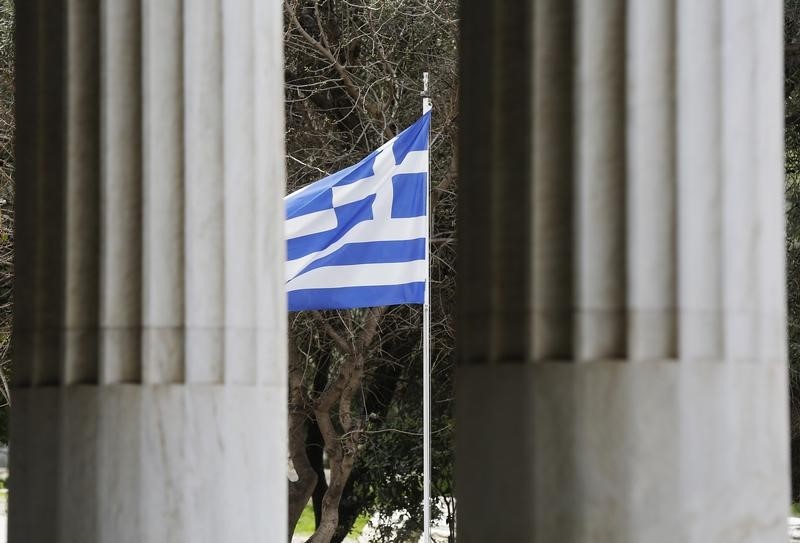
[421,72,432,114]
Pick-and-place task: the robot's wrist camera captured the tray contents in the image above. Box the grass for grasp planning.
[793,503,800,517]
[294,503,369,538]
[294,504,317,535]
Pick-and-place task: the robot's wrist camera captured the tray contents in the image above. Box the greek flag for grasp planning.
[285,112,431,311]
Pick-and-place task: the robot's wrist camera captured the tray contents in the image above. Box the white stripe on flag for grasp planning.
[286,208,338,239]
[286,216,427,281]
[286,260,426,292]
[331,150,429,207]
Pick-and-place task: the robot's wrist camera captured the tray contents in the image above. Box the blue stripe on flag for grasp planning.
[287,194,375,260]
[293,239,426,279]
[333,152,380,186]
[286,187,333,219]
[286,157,374,219]
[391,173,426,218]
[288,282,425,311]
[392,111,430,165]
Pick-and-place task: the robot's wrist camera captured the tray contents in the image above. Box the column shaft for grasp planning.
[10,2,287,542]
[457,1,789,541]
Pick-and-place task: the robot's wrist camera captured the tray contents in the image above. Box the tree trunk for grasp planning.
[330,351,406,543]
[288,411,318,537]
[308,459,356,543]
[308,418,329,528]
[308,351,366,543]
[309,351,334,529]
[330,468,364,543]
[288,342,319,538]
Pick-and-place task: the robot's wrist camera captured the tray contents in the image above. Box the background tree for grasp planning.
[283,0,457,541]
[0,0,15,439]
[787,0,800,502]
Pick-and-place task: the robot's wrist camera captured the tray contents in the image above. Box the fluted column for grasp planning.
[457,1,788,541]
[11,1,286,542]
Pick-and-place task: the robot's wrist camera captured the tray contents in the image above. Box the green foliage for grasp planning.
[352,394,455,542]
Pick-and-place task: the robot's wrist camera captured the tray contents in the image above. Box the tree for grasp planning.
[283,0,458,540]
[787,0,800,502]
[0,0,15,440]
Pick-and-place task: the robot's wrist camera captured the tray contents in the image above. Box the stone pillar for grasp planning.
[11,1,286,542]
[457,1,788,541]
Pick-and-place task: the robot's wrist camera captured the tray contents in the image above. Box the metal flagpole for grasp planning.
[421,72,432,543]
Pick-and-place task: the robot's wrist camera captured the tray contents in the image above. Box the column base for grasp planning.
[455,361,789,542]
[10,384,285,543]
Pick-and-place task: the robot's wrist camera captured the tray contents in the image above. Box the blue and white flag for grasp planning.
[285,113,431,311]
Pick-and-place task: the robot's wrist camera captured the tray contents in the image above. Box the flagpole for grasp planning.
[421,72,432,543]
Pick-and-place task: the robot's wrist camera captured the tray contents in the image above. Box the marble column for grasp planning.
[457,1,788,541]
[11,1,286,541]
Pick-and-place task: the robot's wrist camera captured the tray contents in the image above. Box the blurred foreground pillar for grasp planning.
[456,1,789,541]
[11,2,286,542]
